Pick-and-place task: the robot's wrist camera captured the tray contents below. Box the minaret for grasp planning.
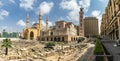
[38,10,42,30]
[79,7,84,36]
[46,16,48,30]
[26,14,29,29]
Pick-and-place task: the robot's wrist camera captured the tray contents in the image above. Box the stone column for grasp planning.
[118,17,120,40]
[27,32,30,41]
[114,25,117,40]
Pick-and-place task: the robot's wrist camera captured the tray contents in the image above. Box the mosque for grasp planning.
[22,7,85,41]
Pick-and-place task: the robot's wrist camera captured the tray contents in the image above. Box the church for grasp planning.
[22,7,85,41]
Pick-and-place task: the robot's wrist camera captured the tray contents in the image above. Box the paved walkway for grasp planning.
[77,44,94,61]
[101,40,120,61]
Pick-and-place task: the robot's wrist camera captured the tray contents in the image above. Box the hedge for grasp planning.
[94,39,104,61]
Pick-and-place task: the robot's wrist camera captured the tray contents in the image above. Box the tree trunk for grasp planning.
[5,47,8,55]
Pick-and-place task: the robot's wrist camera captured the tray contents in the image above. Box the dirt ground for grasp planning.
[0,40,93,61]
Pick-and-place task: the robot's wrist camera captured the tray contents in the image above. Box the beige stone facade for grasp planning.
[84,17,99,37]
[22,12,42,40]
[101,0,120,40]
[39,21,80,41]
[22,7,99,41]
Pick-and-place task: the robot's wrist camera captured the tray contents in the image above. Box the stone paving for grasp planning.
[77,44,94,61]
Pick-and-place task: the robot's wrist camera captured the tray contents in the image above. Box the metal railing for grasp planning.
[93,55,113,61]
[92,40,114,61]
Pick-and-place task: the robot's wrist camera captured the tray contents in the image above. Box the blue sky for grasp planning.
[0,0,108,33]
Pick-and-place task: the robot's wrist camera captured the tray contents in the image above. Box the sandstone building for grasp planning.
[22,7,99,41]
[84,17,99,37]
[22,12,43,40]
[101,0,120,40]
[22,8,85,41]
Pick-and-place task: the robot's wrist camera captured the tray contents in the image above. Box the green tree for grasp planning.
[1,38,12,55]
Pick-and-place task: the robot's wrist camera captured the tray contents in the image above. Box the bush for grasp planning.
[45,41,55,49]
[94,39,104,55]
[94,39,104,61]
[77,37,85,43]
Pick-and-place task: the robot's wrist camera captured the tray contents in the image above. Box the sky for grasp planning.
[0,0,108,33]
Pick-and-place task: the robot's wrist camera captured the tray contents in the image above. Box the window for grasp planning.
[51,32,53,35]
[58,26,60,28]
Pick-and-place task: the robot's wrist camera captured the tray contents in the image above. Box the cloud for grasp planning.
[57,17,65,21]
[0,1,3,7]
[20,0,36,10]
[60,0,91,22]
[1,26,8,30]
[99,0,105,2]
[48,21,52,26]
[91,10,102,33]
[60,0,79,21]
[9,0,15,3]
[17,20,26,26]
[32,19,53,28]
[42,21,53,27]
[32,21,35,24]
[92,10,102,21]
[0,26,8,32]
[0,9,9,20]
[79,0,90,12]
[39,1,54,15]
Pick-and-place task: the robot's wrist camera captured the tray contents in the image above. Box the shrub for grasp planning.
[94,39,104,61]
[94,39,104,55]
[45,41,55,49]
[77,37,85,43]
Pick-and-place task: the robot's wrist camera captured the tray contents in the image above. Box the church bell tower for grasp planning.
[79,7,84,36]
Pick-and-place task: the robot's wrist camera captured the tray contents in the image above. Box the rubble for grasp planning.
[0,41,90,61]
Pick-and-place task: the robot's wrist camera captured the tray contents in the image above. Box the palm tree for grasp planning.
[1,38,12,55]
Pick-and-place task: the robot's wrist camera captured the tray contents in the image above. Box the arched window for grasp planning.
[51,32,53,35]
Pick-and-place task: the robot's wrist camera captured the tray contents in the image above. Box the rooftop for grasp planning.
[84,17,98,20]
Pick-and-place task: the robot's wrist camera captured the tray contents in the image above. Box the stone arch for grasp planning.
[54,37,57,41]
[71,37,73,41]
[51,37,53,41]
[62,37,64,41]
[74,37,75,41]
[51,32,53,35]
[30,31,34,40]
[58,37,60,41]
[47,37,49,41]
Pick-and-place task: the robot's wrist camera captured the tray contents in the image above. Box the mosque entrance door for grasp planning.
[30,31,34,40]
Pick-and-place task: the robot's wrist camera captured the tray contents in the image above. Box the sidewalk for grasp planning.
[101,40,120,61]
[77,44,94,61]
